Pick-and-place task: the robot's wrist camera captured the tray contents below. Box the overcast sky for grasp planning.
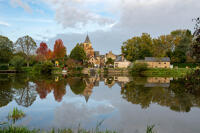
[0,0,199,54]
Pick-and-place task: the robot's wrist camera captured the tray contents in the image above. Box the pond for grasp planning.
[0,74,200,133]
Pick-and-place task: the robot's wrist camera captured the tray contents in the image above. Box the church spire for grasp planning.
[84,34,91,44]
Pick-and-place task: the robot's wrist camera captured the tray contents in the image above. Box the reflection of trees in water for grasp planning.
[67,77,86,95]
[121,74,200,112]
[0,75,13,107]
[0,74,38,108]
[14,82,37,107]
[35,76,67,102]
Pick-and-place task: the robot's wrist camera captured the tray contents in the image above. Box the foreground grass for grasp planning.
[146,125,156,133]
[0,126,118,133]
[142,68,193,77]
[0,125,156,133]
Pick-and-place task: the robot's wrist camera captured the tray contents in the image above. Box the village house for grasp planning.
[105,51,117,62]
[114,55,132,68]
[136,57,171,68]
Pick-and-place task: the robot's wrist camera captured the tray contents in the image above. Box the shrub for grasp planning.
[131,62,148,75]
[40,61,54,74]
[33,63,42,73]
[0,64,8,70]
[10,56,24,71]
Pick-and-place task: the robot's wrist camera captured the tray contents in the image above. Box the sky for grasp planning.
[0,0,199,54]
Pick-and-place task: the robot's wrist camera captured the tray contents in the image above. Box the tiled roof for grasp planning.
[145,57,170,62]
[115,55,123,62]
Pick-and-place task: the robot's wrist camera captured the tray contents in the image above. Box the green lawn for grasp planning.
[142,68,193,77]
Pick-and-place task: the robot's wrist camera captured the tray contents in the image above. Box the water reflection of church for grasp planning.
[81,75,133,102]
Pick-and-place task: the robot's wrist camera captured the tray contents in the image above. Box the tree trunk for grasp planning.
[27,57,29,67]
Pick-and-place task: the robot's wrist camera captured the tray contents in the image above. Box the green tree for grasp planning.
[152,35,174,57]
[10,56,24,71]
[0,35,13,63]
[70,43,87,63]
[191,39,200,62]
[170,30,192,63]
[106,58,114,65]
[121,33,153,61]
[15,35,37,67]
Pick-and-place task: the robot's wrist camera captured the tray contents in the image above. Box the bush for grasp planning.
[131,62,148,75]
[10,56,24,71]
[40,61,54,74]
[33,64,42,73]
[33,61,54,74]
[0,64,8,70]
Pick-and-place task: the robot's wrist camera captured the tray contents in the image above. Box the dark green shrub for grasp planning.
[131,62,148,75]
[40,61,54,74]
[0,64,8,70]
[10,56,24,71]
[33,64,42,73]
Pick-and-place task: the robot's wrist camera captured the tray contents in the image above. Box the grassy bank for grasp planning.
[142,68,193,77]
[0,126,118,133]
[0,126,156,133]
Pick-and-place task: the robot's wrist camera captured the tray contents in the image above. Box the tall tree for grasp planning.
[0,35,13,63]
[36,42,52,62]
[53,39,66,60]
[70,43,87,63]
[121,33,153,61]
[170,30,193,63]
[15,35,36,67]
[191,17,200,62]
[152,35,173,57]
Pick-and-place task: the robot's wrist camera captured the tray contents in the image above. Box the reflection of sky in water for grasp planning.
[1,81,200,133]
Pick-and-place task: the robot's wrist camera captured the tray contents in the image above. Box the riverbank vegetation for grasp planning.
[0,35,87,75]
[142,68,193,77]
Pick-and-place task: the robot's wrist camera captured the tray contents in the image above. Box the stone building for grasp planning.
[82,35,94,58]
[105,51,117,62]
[136,57,171,68]
[114,55,132,68]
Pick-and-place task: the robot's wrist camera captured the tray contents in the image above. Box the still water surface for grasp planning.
[0,74,200,133]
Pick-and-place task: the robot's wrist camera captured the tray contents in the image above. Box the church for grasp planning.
[82,35,95,58]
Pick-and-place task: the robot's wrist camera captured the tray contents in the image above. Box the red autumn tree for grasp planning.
[46,49,53,60]
[36,42,51,61]
[53,39,67,60]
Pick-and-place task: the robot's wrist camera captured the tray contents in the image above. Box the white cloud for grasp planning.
[0,21,10,27]
[10,0,32,13]
[42,0,114,29]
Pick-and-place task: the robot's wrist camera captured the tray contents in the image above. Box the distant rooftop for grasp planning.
[84,34,91,44]
[145,57,170,62]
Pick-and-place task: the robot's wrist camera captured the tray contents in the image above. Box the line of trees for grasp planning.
[121,29,199,63]
[0,34,88,73]
[122,18,200,63]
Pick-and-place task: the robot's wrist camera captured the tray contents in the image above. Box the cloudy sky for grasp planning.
[0,0,199,54]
